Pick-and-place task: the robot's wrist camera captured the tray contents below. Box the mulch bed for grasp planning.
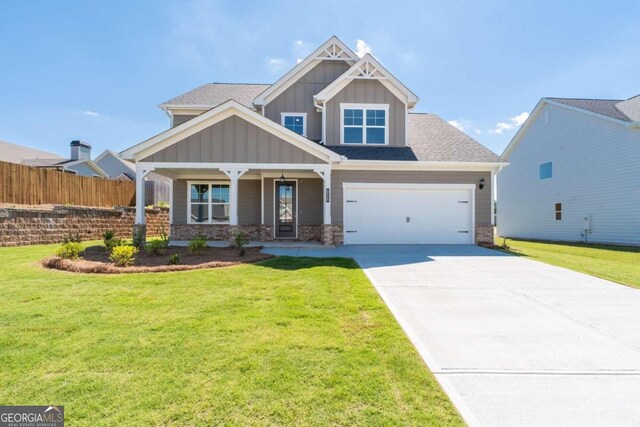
[42,245,274,274]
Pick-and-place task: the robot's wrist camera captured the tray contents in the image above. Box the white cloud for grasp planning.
[474,129,482,135]
[355,39,372,58]
[293,40,303,47]
[266,58,287,74]
[447,119,466,131]
[489,112,529,134]
[83,110,99,117]
[296,58,303,64]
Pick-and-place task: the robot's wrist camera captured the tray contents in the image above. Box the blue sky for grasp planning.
[1,0,639,158]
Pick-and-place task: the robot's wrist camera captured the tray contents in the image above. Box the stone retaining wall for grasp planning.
[0,205,169,247]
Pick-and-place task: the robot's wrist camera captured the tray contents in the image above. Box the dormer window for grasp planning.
[281,113,307,137]
[340,104,389,145]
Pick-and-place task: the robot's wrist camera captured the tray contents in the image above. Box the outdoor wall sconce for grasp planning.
[279,171,286,183]
[479,177,485,189]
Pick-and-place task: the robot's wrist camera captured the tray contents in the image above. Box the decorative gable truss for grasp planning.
[253,36,360,108]
[316,42,356,61]
[313,54,419,109]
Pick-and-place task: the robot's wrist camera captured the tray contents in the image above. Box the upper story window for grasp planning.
[340,104,389,145]
[281,113,307,137]
[189,182,230,224]
[539,162,553,180]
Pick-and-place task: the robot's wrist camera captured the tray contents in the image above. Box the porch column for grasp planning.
[313,167,331,225]
[135,164,154,224]
[221,168,248,225]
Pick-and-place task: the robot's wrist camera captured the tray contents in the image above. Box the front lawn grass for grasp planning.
[498,238,640,289]
[0,243,461,426]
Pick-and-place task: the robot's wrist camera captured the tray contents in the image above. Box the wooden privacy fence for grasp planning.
[145,180,170,205]
[0,161,135,207]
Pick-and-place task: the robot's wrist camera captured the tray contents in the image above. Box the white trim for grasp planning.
[186,180,231,225]
[260,173,265,224]
[342,183,476,190]
[139,162,331,172]
[280,112,308,137]
[254,36,359,107]
[142,160,503,173]
[490,170,495,226]
[334,160,506,172]
[339,103,390,145]
[94,149,136,175]
[120,100,340,163]
[169,179,174,224]
[501,98,640,160]
[314,53,419,108]
[272,178,299,239]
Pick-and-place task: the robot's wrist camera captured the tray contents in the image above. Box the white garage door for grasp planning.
[343,183,474,245]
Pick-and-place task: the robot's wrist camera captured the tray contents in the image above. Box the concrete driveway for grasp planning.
[262,244,640,426]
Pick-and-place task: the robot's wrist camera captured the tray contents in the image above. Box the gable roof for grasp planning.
[94,149,170,182]
[326,114,501,162]
[548,97,633,122]
[253,36,359,107]
[159,83,269,110]
[502,96,640,160]
[22,156,108,177]
[0,139,63,164]
[121,100,342,163]
[314,53,419,108]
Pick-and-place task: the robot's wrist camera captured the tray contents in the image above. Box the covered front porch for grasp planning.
[134,162,340,246]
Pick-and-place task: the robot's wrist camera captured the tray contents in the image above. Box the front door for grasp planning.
[275,181,296,238]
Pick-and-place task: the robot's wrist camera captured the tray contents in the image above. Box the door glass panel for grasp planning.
[278,184,293,223]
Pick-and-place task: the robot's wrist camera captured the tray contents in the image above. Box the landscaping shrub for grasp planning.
[146,239,168,256]
[234,230,248,256]
[109,245,139,267]
[102,230,123,249]
[132,228,144,248]
[168,253,181,265]
[55,242,84,260]
[63,233,81,244]
[188,236,207,255]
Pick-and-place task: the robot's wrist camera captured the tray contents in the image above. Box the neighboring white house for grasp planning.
[498,95,640,245]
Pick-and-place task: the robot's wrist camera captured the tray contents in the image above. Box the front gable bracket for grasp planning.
[314,54,419,108]
[253,36,359,107]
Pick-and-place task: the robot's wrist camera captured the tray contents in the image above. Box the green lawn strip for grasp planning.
[0,242,462,426]
[498,238,640,289]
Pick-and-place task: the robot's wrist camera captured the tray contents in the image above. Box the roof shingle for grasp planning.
[548,97,635,122]
[160,83,270,109]
[325,114,501,162]
[0,140,63,165]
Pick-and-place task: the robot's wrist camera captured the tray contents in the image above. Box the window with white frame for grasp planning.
[341,104,388,145]
[281,113,306,136]
[189,182,230,224]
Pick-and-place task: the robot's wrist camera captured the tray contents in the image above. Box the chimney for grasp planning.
[70,140,91,160]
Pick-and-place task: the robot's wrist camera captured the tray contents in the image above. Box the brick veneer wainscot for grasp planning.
[475,224,494,244]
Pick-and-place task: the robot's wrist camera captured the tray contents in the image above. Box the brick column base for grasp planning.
[133,224,147,247]
[321,225,343,246]
[475,224,494,245]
